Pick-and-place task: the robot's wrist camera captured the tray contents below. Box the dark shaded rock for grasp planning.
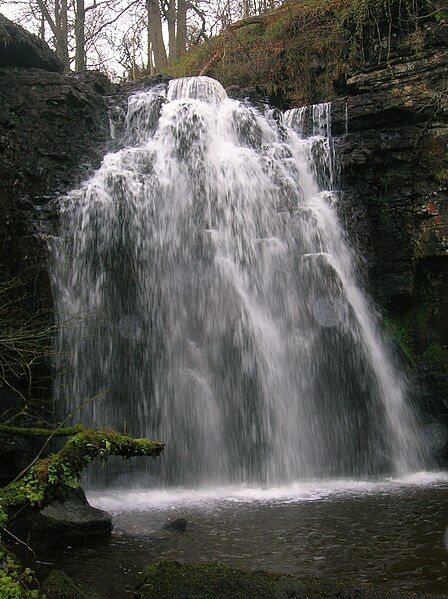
[121,73,173,95]
[43,570,105,599]
[226,85,268,109]
[330,20,448,304]
[161,517,188,533]
[328,18,448,446]
[67,70,118,95]
[134,560,447,599]
[0,14,62,72]
[0,64,111,401]
[8,487,113,550]
[0,432,41,486]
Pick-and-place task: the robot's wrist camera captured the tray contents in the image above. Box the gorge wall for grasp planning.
[0,5,447,460]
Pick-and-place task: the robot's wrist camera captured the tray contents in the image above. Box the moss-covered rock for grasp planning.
[42,569,104,599]
[8,487,113,550]
[134,560,447,599]
[0,428,164,528]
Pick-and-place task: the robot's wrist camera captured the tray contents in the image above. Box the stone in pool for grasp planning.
[134,560,448,599]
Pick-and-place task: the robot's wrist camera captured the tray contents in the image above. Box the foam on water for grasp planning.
[87,472,448,512]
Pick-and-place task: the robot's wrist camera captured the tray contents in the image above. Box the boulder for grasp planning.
[43,570,105,599]
[0,13,63,72]
[8,487,113,550]
[134,560,448,599]
[161,517,188,533]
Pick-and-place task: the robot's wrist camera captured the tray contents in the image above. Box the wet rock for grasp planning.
[161,517,188,533]
[330,18,448,448]
[226,84,267,110]
[0,432,41,486]
[8,487,113,550]
[134,560,447,599]
[0,14,62,72]
[43,570,105,599]
[0,60,111,404]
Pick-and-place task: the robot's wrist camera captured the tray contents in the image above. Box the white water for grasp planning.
[89,472,448,511]
[52,76,427,488]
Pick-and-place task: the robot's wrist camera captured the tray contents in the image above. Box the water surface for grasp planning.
[36,474,448,597]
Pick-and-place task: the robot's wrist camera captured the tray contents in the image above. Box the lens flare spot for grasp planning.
[312,296,347,328]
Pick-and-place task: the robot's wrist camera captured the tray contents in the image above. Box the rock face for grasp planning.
[329,19,448,451]
[8,487,113,550]
[0,14,63,72]
[332,20,448,301]
[0,16,113,411]
[0,15,114,484]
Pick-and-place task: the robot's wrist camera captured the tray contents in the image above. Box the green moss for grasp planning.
[8,110,22,126]
[42,570,103,599]
[167,38,222,79]
[0,545,44,599]
[384,314,415,364]
[435,168,448,184]
[135,560,308,599]
[135,559,440,599]
[0,429,164,522]
[0,424,84,437]
[422,343,448,374]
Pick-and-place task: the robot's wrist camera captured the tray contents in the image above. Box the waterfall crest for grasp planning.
[52,77,426,487]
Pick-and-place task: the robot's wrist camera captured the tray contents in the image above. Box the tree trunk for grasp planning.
[167,0,177,64]
[147,27,155,75]
[53,0,70,71]
[147,0,169,72]
[40,15,45,41]
[176,0,187,57]
[75,0,86,71]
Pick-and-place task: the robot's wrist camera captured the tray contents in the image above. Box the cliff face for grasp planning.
[0,14,112,406]
[330,19,448,435]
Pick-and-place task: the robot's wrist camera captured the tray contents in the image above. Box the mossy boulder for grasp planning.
[8,487,113,550]
[134,560,447,599]
[42,570,104,599]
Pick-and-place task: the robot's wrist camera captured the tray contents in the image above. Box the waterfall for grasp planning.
[51,76,426,487]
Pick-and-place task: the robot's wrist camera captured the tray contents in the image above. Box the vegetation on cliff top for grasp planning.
[168,0,445,106]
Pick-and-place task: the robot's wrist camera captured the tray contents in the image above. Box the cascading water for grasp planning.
[52,76,426,487]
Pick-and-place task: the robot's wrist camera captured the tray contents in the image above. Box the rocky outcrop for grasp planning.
[43,570,105,599]
[0,14,113,409]
[0,67,111,277]
[0,14,63,72]
[8,487,113,550]
[329,19,448,450]
[332,21,448,301]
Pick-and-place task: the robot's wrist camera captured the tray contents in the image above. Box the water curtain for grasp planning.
[52,76,425,487]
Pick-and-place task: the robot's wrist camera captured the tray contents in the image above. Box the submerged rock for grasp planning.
[134,560,447,599]
[161,517,188,533]
[8,487,113,550]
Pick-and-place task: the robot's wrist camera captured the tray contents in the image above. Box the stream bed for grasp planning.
[35,473,448,598]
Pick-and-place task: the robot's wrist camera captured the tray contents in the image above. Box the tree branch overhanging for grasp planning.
[0,428,165,525]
